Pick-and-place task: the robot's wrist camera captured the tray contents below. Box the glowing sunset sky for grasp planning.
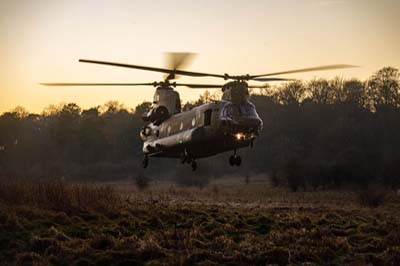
[1,0,399,113]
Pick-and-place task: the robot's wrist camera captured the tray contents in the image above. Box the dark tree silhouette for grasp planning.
[1,67,399,190]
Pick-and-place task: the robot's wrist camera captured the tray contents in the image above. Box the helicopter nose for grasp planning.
[222,117,263,134]
[241,117,263,132]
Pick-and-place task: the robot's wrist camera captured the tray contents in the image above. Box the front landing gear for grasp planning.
[142,155,149,168]
[180,149,198,171]
[229,149,242,167]
[229,155,242,166]
[191,160,197,171]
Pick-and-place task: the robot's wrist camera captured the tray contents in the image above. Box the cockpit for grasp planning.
[220,102,262,135]
[221,102,259,119]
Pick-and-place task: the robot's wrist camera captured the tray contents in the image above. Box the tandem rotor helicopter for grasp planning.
[42,53,356,171]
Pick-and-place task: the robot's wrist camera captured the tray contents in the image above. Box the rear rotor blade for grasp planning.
[250,64,358,78]
[248,84,270,88]
[164,52,196,80]
[79,59,226,79]
[40,82,155,86]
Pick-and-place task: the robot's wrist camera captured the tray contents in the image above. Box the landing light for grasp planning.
[234,133,257,140]
[235,133,245,140]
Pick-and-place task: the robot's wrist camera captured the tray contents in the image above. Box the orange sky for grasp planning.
[1,0,399,113]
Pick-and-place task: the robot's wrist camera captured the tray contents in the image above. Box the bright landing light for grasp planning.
[235,133,245,140]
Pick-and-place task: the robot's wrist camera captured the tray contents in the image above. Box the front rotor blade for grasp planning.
[176,83,223,89]
[250,64,358,78]
[176,83,270,89]
[40,82,155,86]
[79,59,226,79]
[251,77,295,82]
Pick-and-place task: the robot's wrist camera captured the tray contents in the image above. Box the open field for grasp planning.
[1,178,400,266]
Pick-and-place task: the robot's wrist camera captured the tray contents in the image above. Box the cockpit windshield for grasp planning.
[222,103,259,118]
[239,104,258,116]
[224,104,240,117]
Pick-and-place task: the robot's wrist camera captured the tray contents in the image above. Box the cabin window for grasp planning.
[204,109,212,126]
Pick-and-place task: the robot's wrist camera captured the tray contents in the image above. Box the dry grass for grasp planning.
[1,178,400,265]
[0,177,119,213]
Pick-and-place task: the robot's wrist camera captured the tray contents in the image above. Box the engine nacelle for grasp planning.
[141,105,169,124]
[141,86,182,124]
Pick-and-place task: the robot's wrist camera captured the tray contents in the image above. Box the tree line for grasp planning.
[0,67,399,190]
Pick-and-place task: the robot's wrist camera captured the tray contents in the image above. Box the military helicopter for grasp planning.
[42,53,356,171]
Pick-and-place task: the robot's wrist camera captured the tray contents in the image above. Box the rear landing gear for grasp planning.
[191,160,197,171]
[142,155,149,168]
[180,154,187,164]
[229,149,242,167]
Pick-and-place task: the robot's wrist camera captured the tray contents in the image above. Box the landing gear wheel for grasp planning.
[235,156,242,166]
[229,154,242,167]
[229,155,236,166]
[180,149,189,164]
[142,155,149,169]
[191,160,197,171]
[180,154,186,164]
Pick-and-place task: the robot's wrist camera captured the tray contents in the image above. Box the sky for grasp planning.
[0,0,399,113]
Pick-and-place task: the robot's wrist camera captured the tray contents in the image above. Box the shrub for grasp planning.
[175,174,210,188]
[0,177,119,212]
[90,234,115,250]
[358,186,387,208]
[135,173,150,190]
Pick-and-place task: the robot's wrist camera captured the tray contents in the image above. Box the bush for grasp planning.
[358,186,387,208]
[135,173,150,190]
[0,177,119,212]
[175,174,210,189]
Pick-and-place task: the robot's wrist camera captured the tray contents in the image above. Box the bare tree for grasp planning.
[367,67,400,109]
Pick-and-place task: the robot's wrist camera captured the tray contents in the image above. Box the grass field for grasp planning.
[1,178,400,266]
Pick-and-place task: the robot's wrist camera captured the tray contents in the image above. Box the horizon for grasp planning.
[1,0,399,113]
[0,67,395,116]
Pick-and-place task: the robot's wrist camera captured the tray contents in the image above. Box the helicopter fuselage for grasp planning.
[141,100,262,160]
